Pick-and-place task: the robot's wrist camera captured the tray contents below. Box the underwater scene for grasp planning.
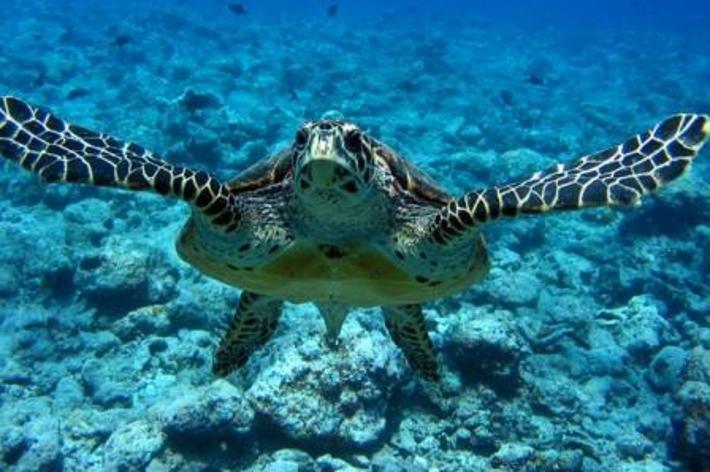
[0,0,709,471]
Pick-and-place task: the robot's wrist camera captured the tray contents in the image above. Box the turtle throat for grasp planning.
[295,177,381,242]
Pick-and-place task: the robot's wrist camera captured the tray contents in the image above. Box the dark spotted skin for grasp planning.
[1,95,707,380]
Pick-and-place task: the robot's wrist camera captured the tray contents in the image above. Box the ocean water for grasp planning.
[0,0,709,471]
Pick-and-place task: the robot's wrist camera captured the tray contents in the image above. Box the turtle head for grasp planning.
[292,120,374,208]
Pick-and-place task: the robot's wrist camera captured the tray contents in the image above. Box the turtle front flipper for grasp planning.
[0,96,239,228]
[428,114,709,244]
[213,291,283,376]
[383,304,439,381]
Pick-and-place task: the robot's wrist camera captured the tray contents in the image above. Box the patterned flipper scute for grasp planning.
[430,114,709,244]
[0,96,240,229]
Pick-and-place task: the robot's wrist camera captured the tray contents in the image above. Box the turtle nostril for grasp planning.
[300,179,311,190]
[342,181,358,193]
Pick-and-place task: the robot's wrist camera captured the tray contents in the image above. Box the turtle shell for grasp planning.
[372,142,452,206]
[227,148,293,194]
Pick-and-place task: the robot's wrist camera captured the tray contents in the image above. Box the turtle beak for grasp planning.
[300,135,351,188]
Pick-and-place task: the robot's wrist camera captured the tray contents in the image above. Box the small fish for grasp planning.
[327,4,338,16]
[228,3,247,15]
[111,34,132,47]
[527,74,544,86]
[67,88,90,101]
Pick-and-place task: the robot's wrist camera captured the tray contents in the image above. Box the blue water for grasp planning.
[0,1,709,471]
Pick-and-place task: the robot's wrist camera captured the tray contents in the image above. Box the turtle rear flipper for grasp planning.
[383,304,440,381]
[429,114,709,243]
[213,291,283,376]
[0,96,239,227]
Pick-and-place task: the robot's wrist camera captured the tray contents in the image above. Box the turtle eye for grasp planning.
[295,129,308,147]
[343,130,362,154]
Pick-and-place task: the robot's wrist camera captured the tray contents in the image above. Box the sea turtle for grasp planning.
[0,96,708,380]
